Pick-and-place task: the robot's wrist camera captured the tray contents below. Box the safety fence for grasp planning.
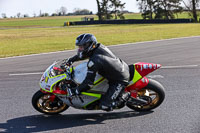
[64,19,193,26]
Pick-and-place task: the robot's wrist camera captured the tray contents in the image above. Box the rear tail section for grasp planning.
[126,62,161,98]
[129,62,161,83]
[134,62,161,77]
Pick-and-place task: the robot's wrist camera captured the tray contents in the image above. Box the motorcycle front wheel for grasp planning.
[32,90,69,115]
[126,79,165,111]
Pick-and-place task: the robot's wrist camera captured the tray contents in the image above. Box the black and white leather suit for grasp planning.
[68,43,130,109]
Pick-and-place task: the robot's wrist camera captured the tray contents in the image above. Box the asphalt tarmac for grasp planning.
[0,36,200,133]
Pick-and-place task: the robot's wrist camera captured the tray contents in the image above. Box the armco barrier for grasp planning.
[66,19,192,26]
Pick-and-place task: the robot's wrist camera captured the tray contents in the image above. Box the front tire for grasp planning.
[126,79,165,111]
[32,90,69,115]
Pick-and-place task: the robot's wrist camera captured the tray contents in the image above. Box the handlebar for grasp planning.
[57,59,75,81]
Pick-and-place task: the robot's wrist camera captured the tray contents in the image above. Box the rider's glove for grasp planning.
[66,60,72,66]
[60,63,66,70]
[63,58,73,66]
[60,59,72,69]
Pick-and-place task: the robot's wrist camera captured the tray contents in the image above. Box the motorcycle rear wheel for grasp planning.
[32,90,69,115]
[126,79,165,111]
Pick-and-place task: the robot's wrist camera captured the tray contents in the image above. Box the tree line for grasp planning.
[1,7,93,19]
[136,0,200,21]
[96,0,200,22]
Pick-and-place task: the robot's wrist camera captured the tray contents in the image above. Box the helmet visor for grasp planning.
[75,45,85,54]
[75,45,85,59]
[75,42,91,59]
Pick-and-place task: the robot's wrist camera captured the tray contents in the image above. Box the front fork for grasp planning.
[40,84,68,102]
[125,77,149,98]
[40,89,58,102]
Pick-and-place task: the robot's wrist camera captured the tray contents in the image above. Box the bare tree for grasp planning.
[73,8,91,15]
[1,13,7,18]
[55,9,60,15]
[17,12,21,18]
[33,13,37,17]
[60,6,67,16]
[39,10,42,17]
[23,14,29,18]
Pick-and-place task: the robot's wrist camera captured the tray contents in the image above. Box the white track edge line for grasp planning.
[161,65,198,69]
[9,72,43,76]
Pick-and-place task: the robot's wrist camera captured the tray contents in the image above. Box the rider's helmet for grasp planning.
[75,33,98,59]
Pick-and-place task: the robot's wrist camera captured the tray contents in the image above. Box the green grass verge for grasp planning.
[0,23,200,58]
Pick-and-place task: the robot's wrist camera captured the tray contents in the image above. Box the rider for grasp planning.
[65,33,130,111]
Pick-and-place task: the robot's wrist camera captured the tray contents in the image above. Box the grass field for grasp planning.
[0,23,200,58]
[0,13,199,58]
[0,15,98,27]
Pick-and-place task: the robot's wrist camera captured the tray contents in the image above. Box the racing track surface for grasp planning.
[0,36,200,133]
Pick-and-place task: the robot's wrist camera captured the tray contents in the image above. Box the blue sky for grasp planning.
[0,0,139,17]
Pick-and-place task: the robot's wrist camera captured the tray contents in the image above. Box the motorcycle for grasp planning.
[32,60,165,115]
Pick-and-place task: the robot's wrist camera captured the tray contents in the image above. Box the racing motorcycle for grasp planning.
[32,60,165,115]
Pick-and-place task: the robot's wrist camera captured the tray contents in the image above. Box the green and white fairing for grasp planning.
[39,62,109,109]
[40,62,67,93]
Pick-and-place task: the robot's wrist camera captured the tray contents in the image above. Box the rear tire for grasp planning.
[126,79,165,111]
[32,90,69,115]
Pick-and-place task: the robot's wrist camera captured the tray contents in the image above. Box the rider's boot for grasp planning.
[100,82,127,111]
[115,91,130,108]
